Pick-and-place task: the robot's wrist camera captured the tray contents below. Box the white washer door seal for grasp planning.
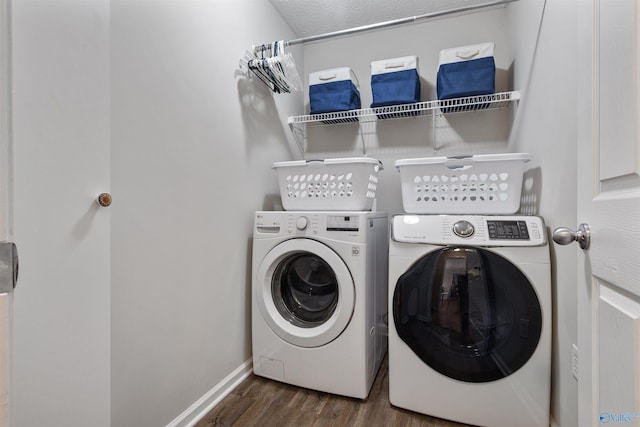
[256,238,355,348]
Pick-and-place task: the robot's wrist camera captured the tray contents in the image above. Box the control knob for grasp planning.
[453,220,475,238]
[296,216,309,230]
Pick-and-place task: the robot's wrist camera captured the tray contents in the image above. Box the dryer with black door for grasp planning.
[388,215,551,427]
[252,211,388,399]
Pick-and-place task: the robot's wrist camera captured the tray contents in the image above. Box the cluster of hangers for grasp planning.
[240,41,302,94]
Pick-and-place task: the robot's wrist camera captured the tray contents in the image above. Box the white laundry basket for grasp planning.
[395,153,531,214]
[273,157,382,211]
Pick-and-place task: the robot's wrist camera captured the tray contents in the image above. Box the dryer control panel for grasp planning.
[392,215,547,247]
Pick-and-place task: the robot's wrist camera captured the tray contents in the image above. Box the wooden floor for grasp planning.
[195,355,474,427]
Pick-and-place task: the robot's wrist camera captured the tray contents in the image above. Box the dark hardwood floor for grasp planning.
[195,355,474,427]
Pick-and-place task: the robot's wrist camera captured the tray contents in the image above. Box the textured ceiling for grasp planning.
[268,0,499,39]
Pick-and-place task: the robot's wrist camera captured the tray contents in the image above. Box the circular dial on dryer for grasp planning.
[453,220,475,237]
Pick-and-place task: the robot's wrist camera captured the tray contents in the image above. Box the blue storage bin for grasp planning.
[437,42,496,100]
[309,67,361,114]
[370,56,420,107]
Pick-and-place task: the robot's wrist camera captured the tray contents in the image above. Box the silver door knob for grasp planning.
[552,223,590,250]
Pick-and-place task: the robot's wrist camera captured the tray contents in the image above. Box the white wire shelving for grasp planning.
[287,91,520,156]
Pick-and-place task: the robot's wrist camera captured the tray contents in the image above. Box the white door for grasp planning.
[574,1,640,426]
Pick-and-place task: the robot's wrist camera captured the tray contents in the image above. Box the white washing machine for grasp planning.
[388,215,551,427]
[252,210,388,399]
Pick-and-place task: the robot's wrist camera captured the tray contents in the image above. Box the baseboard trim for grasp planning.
[166,358,253,427]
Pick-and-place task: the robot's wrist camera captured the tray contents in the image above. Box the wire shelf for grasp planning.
[287,91,520,158]
[288,91,520,127]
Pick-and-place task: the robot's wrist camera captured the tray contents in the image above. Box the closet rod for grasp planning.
[283,0,518,47]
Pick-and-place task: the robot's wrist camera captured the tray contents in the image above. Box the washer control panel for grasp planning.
[254,211,384,243]
[392,215,547,247]
[286,214,320,235]
[326,215,360,231]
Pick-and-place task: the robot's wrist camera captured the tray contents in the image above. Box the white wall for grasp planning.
[110,1,301,426]
[12,1,112,426]
[510,1,578,426]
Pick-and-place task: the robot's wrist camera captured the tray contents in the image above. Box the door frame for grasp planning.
[0,0,12,426]
[576,2,596,423]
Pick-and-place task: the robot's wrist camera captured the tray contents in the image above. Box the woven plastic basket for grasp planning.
[395,153,531,214]
[273,157,382,211]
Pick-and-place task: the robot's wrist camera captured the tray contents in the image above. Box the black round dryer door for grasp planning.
[393,247,542,383]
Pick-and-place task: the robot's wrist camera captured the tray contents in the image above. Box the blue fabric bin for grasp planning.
[370,56,420,107]
[437,42,496,100]
[309,67,361,114]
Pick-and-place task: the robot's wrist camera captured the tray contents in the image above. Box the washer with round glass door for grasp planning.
[252,210,388,399]
[388,215,551,427]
